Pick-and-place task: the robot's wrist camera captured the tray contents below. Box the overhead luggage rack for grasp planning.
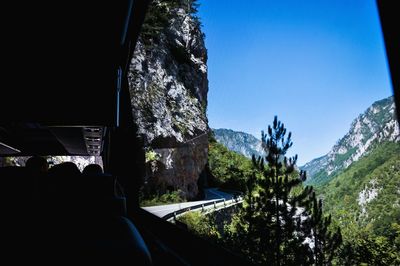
[83,127,105,156]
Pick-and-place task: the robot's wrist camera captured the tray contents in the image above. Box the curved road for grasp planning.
[142,188,239,218]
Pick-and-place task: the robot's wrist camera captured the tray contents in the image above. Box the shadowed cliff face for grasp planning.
[128,0,208,199]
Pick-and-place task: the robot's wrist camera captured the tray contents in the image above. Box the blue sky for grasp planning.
[198,0,393,165]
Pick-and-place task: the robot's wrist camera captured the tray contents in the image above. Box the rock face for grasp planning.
[357,179,380,215]
[152,134,208,198]
[212,128,264,159]
[302,96,399,185]
[128,0,208,199]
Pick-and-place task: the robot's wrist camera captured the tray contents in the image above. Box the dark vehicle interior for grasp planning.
[0,0,399,265]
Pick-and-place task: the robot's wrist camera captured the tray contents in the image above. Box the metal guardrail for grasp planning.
[162,196,243,221]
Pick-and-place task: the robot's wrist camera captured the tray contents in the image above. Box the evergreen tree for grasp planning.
[258,116,312,265]
[226,116,342,265]
[227,116,313,265]
[140,0,201,44]
[307,191,342,265]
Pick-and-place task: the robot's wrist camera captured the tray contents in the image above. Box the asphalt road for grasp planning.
[142,188,236,218]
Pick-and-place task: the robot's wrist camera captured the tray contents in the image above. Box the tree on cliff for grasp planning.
[141,0,200,43]
[225,116,342,265]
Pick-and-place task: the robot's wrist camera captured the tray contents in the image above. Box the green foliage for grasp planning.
[319,141,400,264]
[198,119,397,265]
[201,100,207,116]
[145,148,160,173]
[140,190,185,207]
[208,129,217,143]
[336,231,400,265]
[208,141,253,191]
[308,169,329,186]
[141,1,171,44]
[307,191,342,265]
[140,0,201,45]
[176,211,220,240]
[145,149,160,163]
[320,142,400,238]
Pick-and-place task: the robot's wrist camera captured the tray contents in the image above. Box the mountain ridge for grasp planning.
[302,95,399,185]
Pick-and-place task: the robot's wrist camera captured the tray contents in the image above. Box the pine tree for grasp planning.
[227,116,313,265]
[308,191,342,265]
[140,0,201,44]
[258,116,313,265]
[226,116,342,265]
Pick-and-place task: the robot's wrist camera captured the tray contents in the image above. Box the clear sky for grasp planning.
[198,0,393,165]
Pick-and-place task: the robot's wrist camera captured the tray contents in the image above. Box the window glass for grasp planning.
[132,1,399,264]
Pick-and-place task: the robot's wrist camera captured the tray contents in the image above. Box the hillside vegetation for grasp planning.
[320,141,400,264]
[208,137,254,192]
[321,141,400,236]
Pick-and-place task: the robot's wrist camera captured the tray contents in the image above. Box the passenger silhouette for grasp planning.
[47,161,81,199]
[25,156,49,201]
[25,156,49,173]
[82,164,103,175]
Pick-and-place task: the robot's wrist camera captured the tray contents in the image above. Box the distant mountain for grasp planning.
[212,128,265,159]
[302,96,399,186]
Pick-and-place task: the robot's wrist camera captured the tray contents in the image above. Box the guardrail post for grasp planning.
[174,212,177,220]
[224,198,226,206]
[202,204,204,212]
[214,201,216,209]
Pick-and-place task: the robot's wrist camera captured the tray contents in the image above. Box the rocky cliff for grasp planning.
[302,96,399,185]
[128,0,208,199]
